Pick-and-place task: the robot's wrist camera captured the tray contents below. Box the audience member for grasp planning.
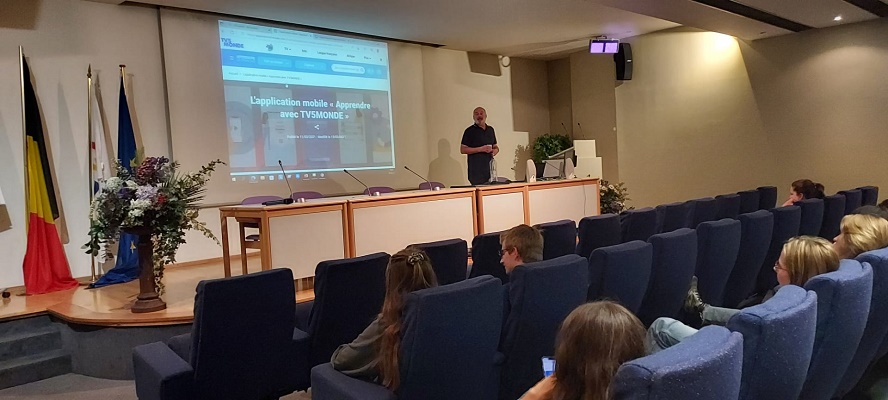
[330,246,438,389]
[880,199,888,212]
[520,301,646,400]
[851,205,888,222]
[782,179,825,206]
[647,236,839,353]
[500,224,544,275]
[833,214,888,259]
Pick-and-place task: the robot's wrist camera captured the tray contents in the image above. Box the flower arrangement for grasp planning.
[85,155,224,293]
[531,133,572,163]
[600,180,634,214]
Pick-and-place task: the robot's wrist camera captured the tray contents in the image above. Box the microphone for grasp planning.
[344,169,374,196]
[262,161,295,206]
[405,166,438,191]
[561,122,569,136]
[576,122,584,139]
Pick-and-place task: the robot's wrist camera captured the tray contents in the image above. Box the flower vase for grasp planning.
[125,227,167,313]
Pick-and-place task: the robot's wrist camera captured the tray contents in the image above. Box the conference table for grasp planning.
[219,178,599,280]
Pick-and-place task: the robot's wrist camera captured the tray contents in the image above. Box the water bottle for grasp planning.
[489,158,498,183]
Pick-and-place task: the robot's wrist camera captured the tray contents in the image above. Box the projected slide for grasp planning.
[219,20,394,181]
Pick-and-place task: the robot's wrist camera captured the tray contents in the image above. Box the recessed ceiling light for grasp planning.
[834,15,843,21]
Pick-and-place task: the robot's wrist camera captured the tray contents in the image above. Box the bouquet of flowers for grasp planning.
[85,155,223,293]
[600,180,633,214]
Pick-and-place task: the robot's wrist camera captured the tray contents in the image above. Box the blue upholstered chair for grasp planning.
[363,186,396,195]
[638,228,698,326]
[800,259,873,400]
[587,241,652,313]
[418,181,445,190]
[837,247,888,397]
[613,326,743,400]
[499,255,589,400]
[133,269,303,400]
[655,201,691,233]
[723,211,774,309]
[737,189,761,214]
[757,186,778,210]
[310,276,505,400]
[292,252,389,385]
[715,193,741,220]
[756,206,800,294]
[576,214,621,259]
[687,197,718,228]
[839,189,863,215]
[413,238,468,285]
[535,219,577,260]
[469,231,507,284]
[858,186,879,206]
[291,191,324,201]
[725,285,817,400]
[819,194,846,240]
[620,207,658,243]
[695,219,741,307]
[794,198,824,237]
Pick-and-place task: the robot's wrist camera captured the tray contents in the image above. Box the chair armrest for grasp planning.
[133,342,194,400]
[165,333,191,361]
[310,363,396,400]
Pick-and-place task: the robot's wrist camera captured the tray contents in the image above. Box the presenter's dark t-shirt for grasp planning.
[461,124,497,185]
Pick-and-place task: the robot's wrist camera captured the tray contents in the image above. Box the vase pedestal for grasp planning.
[128,228,167,314]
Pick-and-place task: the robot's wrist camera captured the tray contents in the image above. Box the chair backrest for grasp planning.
[500,255,589,400]
[726,285,817,400]
[363,186,396,195]
[794,198,825,237]
[655,201,691,233]
[637,228,698,326]
[535,219,577,260]
[737,189,761,214]
[857,186,879,206]
[723,210,774,308]
[620,207,658,243]
[291,191,324,200]
[413,238,468,285]
[241,195,283,205]
[715,194,741,220]
[576,214,621,259]
[837,247,888,396]
[469,231,507,284]
[801,259,873,400]
[613,326,743,400]
[687,197,718,228]
[189,269,296,400]
[307,253,389,367]
[839,189,863,215]
[398,276,504,400]
[695,219,742,307]
[418,181,446,190]
[756,206,800,294]
[757,186,778,210]
[819,194,846,240]
[587,241,653,313]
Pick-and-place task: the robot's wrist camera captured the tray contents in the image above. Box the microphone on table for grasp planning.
[404,166,438,191]
[262,160,295,206]
[561,122,570,136]
[344,169,375,196]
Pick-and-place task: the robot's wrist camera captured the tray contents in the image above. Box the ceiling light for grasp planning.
[834,15,843,21]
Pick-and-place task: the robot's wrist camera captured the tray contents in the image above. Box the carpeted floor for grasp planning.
[0,374,312,400]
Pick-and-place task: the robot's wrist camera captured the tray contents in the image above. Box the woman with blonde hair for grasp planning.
[833,214,888,259]
[331,246,438,389]
[521,301,646,400]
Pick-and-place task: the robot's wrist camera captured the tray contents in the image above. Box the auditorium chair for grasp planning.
[412,238,468,285]
[655,201,691,233]
[499,255,588,400]
[839,189,863,215]
[637,228,697,326]
[587,241,652,313]
[469,231,507,284]
[723,210,774,309]
[133,269,303,400]
[715,193,741,220]
[363,186,396,195]
[725,285,817,400]
[613,326,743,400]
[858,185,879,206]
[794,198,824,237]
[695,219,741,307]
[237,195,284,275]
[819,194,846,240]
[800,259,873,400]
[757,186,778,210]
[291,191,324,201]
[535,219,577,260]
[576,214,621,259]
[619,207,657,243]
[687,197,718,228]
[755,206,800,294]
[737,189,760,214]
[418,181,445,190]
[310,276,504,400]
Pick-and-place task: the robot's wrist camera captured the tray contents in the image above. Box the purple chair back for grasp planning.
[291,191,324,200]
[419,181,446,190]
[242,195,283,205]
[363,186,396,195]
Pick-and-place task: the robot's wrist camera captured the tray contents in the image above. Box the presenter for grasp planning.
[460,107,499,185]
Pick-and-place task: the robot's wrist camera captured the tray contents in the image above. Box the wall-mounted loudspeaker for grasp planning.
[614,43,633,81]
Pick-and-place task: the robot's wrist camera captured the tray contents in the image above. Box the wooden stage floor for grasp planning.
[0,256,315,327]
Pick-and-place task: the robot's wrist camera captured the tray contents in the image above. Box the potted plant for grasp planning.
[599,180,634,214]
[85,155,223,313]
[531,133,572,178]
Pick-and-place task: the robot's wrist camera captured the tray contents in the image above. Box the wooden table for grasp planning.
[475,178,600,233]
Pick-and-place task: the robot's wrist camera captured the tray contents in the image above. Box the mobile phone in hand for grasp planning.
[542,356,556,377]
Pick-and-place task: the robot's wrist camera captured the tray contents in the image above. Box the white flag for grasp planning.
[0,184,9,232]
[90,80,111,192]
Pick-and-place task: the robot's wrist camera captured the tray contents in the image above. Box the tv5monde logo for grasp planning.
[221,38,245,49]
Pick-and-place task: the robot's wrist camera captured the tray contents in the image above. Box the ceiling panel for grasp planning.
[735,0,877,28]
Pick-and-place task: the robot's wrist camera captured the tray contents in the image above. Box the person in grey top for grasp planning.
[331,246,438,389]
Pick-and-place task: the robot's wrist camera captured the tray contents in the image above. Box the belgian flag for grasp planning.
[21,53,79,294]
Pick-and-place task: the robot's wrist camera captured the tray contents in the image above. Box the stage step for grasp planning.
[0,349,71,390]
[0,327,62,363]
[0,316,71,390]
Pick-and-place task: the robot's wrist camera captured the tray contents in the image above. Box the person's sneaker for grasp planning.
[683,276,706,314]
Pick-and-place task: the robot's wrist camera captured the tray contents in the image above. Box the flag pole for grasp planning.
[19,47,29,229]
[87,65,97,285]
